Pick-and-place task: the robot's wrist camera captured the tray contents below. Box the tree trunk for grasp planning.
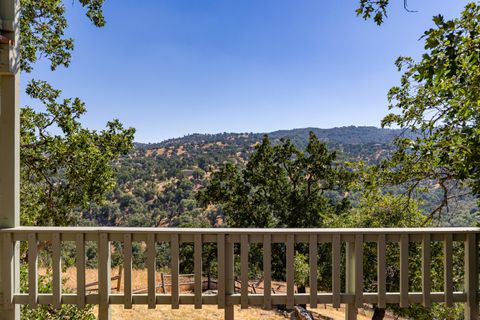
[371,306,385,320]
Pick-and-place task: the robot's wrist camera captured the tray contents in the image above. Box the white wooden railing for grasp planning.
[0,227,479,319]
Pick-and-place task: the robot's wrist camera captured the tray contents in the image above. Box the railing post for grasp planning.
[98,233,111,320]
[0,0,20,319]
[224,235,234,320]
[464,233,478,319]
[345,240,357,320]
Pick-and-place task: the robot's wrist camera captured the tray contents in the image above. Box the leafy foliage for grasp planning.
[20,265,95,320]
[20,0,106,72]
[380,2,480,222]
[197,133,354,228]
[17,1,132,319]
[21,80,135,226]
[356,0,390,25]
[83,127,478,229]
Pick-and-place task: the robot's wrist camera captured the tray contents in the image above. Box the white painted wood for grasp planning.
[0,227,477,316]
[443,233,453,306]
[194,234,202,309]
[75,233,85,308]
[421,233,431,308]
[52,233,61,309]
[224,238,234,320]
[0,76,20,227]
[332,233,341,309]
[123,233,132,309]
[400,234,409,308]
[147,233,156,309]
[217,234,226,309]
[4,226,479,234]
[0,6,20,314]
[171,234,180,309]
[286,234,294,310]
[464,233,478,319]
[377,234,386,309]
[345,241,357,320]
[309,234,317,308]
[98,233,111,320]
[2,233,14,309]
[263,234,272,310]
[355,234,363,308]
[240,234,249,309]
[27,233,37,308]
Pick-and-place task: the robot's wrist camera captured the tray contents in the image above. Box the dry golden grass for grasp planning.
[93,304,285,320]
[39,267,394,319]
[90,304,378,320]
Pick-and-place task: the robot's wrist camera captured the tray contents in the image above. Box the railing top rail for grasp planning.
[1,226,479,234]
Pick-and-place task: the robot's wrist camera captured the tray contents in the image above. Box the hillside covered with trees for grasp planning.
[81,126,479,229]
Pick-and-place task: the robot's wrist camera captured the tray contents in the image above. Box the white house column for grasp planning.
[0,0,20,319]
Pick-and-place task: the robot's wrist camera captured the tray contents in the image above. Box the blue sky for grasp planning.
[23,1,469,142]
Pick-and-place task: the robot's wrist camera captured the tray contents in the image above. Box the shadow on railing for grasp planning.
[0,227,479,319]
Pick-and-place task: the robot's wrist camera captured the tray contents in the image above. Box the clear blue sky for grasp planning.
[22,0,469,142]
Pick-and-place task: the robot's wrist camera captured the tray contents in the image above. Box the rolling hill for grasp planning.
[80,126,478,228]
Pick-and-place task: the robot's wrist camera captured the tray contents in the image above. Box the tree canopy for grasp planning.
[198,133,354,228]
[20,0,106,72]
[380,2,480,221]
[19,1,135,227]
[21,80,134,226]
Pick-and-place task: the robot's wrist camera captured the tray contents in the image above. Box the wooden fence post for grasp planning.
[464,233,479,319]
[98,233,111,320]
[224,235,234,320]
[345,241,357,320]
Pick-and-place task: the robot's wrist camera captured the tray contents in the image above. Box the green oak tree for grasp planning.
[342,189,464,319]
[20,0,106,72]
[197,133,354,296]
[356,0,418,25]
[21,80,135,226]
[197,132,354,229]
[379,2,480,224]
[18,1,134,319]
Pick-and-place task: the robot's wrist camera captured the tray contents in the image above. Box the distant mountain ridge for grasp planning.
[135,126,409,149]
[86,125,477,229]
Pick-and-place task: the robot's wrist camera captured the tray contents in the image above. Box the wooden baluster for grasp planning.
[171,234,180,309]
[345,240,357,320]
[332,234,341,309]
[286,234,295,310]
[377,234,386,309]
[123,233,132,309]
[28,233,38,309]
[263,234,272,310]
[194,233,202,309]
[224,235,234,320]
[240,234,249,309]
[354,234,363,308]
[217,233,226,309]
[464,233,478,319]
[76,233,85,308]
[2,233,14,309]
[52,233,62,309]
[399,234,409,308]
[98,232,111,320]
[443,233,453,306]
[309,234,318,308]
[147,233,156,309]
[421,233,431,308]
